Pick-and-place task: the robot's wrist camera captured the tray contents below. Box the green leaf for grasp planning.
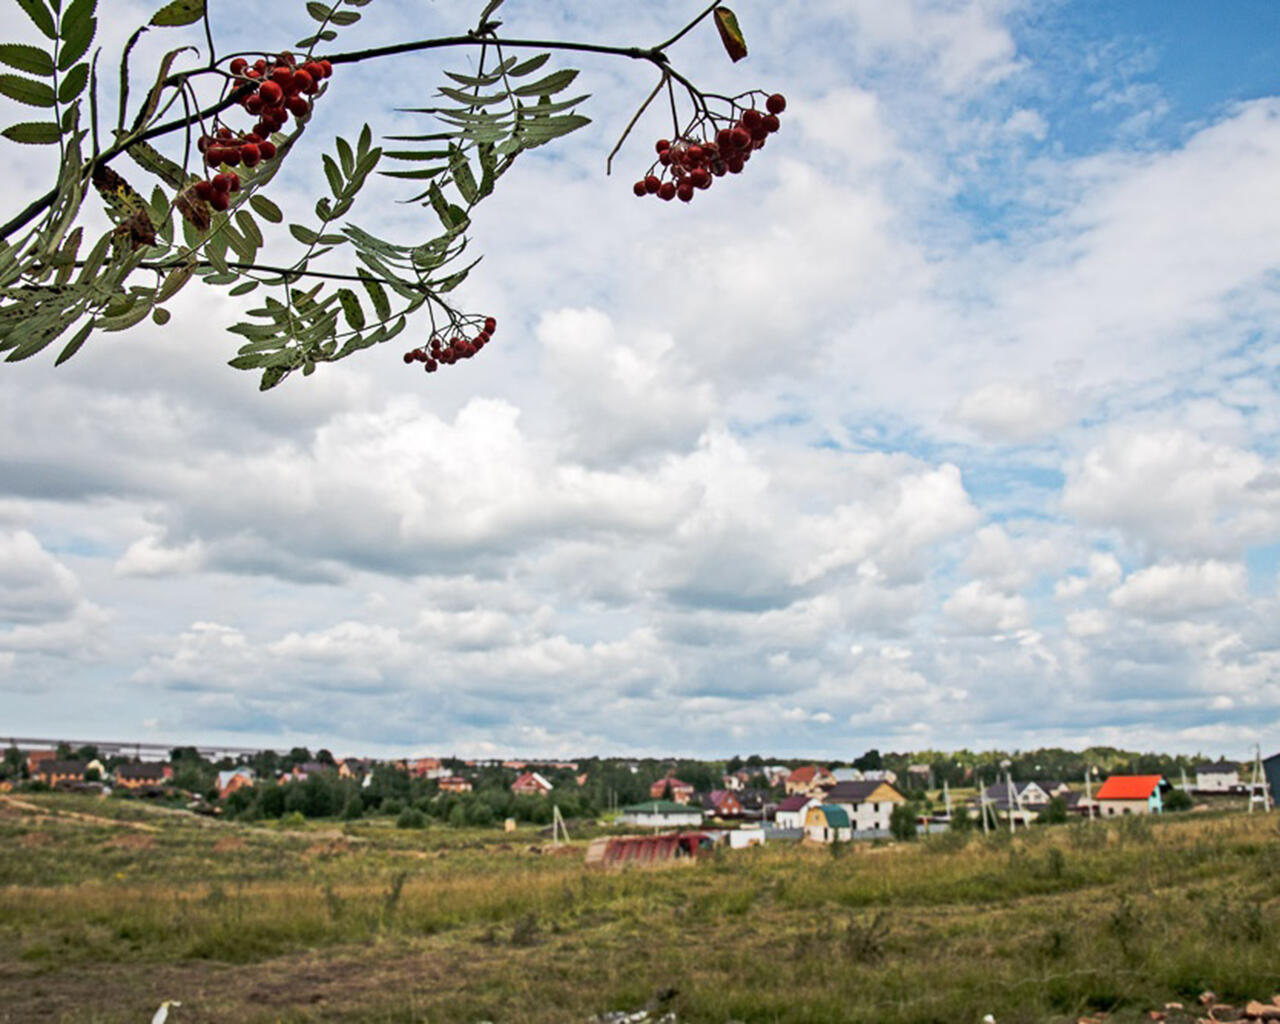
[7,310,76,359]
[54,320,92,364]
[2,120,60,144]
[125,138,187,189]
[357,270,390,320]
[380,166,447,181]
[336,287,364,329]
[155,260,193,301]
[335,135,354,176]
[507,53,549,77]
[305,0,331,20]
[249,194,282,223]
[57,61,88,102]
[713,7,748,62]
[227,279,258,296]
[290,223,319,245]
[14,0,56,40]
[329,8,358,24]
[150,0,204,27]
[58,0,97,69]
[322,153,343,197]
[448,147,479,205]
[512,68,578,97]
[0,74,56,107]
[235,209,262,248]
[0,44,54,76]
[151,306,171,325]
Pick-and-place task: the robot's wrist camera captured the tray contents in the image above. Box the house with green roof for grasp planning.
[620,799,705,829]
[804,804,851,843]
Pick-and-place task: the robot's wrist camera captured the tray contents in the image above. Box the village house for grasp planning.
[26,749,56,776]
[773,793,820,829]
[831,767,864,783]
[1094,775,1164,816]
[1194,760,1240,792]
[283,761,332,783]
[338,758,371,781]
[408,757,447,779]
[905,764,933,790]
[511,771,553,797]
[804,804,852,844]
[216,767,255,800]
[33,760,88,787]
[620,799,704,829]
[784,764,836,796]
[649,776,695,804]
[113,762,174,789]
[822,779,906,833]
[700,789,743,818]
[437,775,473,793]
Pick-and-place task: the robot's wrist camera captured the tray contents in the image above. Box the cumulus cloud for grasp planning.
[943,581,1029,634]
[1109,561,1248,619]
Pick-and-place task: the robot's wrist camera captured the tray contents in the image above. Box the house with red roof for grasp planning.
[700,790,743,818]
[511,771,552,797]
[1094,775,1164,816]
[773,793,820,829]
[649,776,695,804]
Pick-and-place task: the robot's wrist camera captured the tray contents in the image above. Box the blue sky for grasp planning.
[0,0,1277,761]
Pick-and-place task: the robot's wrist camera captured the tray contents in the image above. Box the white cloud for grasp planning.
[943,581,1029,634]
[1109,561,1248,619]
[953,380,1072,443]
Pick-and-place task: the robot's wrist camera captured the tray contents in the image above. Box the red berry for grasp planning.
[425,359,437,372]
[766,93,786,115]
[226,172,241,192]
[483,317,496,333]
[730,127,751,150]
[687,145,704,163]
[676,182,694,202]
[245,94,263,115]
[762,113,780,134]
[240,144,261,167]
[303,62,324,81]
[287,95,310,117]
[221,148,241,167]
[658,182,676,201]
[741,108,764,130]
[258,141,277,160]
[633,180,647,197]
[205,147,224,167]
[212,173,232,192]
[258,81,283,104]
[655,139,671,153]
[209,191,229,212]
[318,60,333,78]
[253,59,267,72]
[277,51,296,67]
[727,156,745,174]
[196,135,210,153]
[403,351,415,364]
[691,168,711,189]
[644,174,661,194]
[716,128,734,150]
[229,58,248,75]
[658,151,671,166]
[194,180,214,200]
[750,122,768,141]
[217,127,232,140]
[272,66,293,87]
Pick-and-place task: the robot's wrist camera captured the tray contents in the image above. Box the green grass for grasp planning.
[2,793,1278,1022]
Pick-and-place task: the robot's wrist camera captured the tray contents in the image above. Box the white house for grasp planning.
[823,780,906,833]
[1194,760,1239,792]
[774,794,820,829]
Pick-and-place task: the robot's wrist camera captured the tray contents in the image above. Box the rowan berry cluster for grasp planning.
[633,93,786,203]
[192,172,241,212]
[403,317,497,373]
[189,53,334,208]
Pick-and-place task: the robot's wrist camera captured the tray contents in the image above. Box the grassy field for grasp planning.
[1,793,1278,1023]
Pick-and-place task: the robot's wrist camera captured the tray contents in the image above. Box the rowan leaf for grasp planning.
[58,0,97,69]
[0,44,54,76]
[2,120,60,144]
[14,0,56,40]
[249,194,282,223]
[57,61,88,102]
[713,7,748,62]
[0,74,56,107]
[150,0,204,27]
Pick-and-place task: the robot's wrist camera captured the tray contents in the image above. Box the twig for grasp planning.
[606,73,666,176]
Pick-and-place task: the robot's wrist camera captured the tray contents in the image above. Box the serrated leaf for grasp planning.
[125,137,187,189]
[0,74,56,107]
[58,0,96,68]
[713,7,748,62]
[380,166,448,181]
[155,260,193,301]
[2,120,60,144]
[290,223,319,245]
[57,62,88,102]
[54,320,92,364]
[449,146,478,204]
[14,0,56,40]
[512,68,578,97]
[249,194,282,223]
[135,45,193,128]
[150,0,204,27]
[336,287,364,329]
[0,44,54,76]
[438,85,509,107]
[357,271,390,320]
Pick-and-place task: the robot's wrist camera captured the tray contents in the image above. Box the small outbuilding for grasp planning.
[620,799,704,829]
[1094,775,1163,816]
[804,804,852,844]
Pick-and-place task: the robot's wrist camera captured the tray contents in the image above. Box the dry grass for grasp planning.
[1,794,1278,1022]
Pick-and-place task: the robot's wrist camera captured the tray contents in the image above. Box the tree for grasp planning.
[1036,796,1068,825]
[0,0,783,388]
[1164,788,1193,812]
[889,802,917,841]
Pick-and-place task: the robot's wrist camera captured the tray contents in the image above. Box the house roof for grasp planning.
[651,776,693,791]
[777,794,815,812]
[623,800,704,815]
[1095,775,1163,800]
[217,768,253,789]
[115,762,168,780]
[787,764,827,784]
[824,780,902,804]
[1194,760,1238,774]
[809,805,851,829]
[35,760,86,776]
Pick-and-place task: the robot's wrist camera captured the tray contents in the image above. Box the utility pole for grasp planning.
[1248,744,1272,813]
[1084,767,1095,822]
[978,773,990,835]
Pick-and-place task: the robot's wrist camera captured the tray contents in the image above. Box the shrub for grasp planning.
[382,798,405,817]
[889,804,917,841]
[1164,789,1193,812]
[396,808,426,829]
[342,796,364,821]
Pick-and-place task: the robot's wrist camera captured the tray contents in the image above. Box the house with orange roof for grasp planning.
[511,771,552,796]
[784,764,835,796]
[648,776,695,804]
[1094,775,1164,816]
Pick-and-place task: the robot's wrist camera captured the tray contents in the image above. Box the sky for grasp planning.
[1,0,1278,761]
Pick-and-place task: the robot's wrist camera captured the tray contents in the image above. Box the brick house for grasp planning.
[114,762,174,789]
[216,768,256,800]
[33,760,87,786]
[438,775,473,793]
[700,789,744,818]
[784,764,836,796]
[649,776,695,804]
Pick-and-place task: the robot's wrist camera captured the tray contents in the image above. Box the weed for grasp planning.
[842,911,889,962]
[510,912,539,947]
